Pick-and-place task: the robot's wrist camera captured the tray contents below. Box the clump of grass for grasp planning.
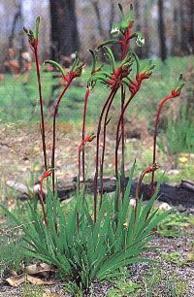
[1,168,166,293]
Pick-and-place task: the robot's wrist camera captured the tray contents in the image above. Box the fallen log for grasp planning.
[6,177,194,208]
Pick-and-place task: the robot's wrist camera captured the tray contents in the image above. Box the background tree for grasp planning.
[8,0,25,70]
[91,0,115,39]
[180,0,194,55]
[50,0,80,61]
[158,0,167,61]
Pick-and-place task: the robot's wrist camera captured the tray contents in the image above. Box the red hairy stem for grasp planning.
[99,89,118,204]
[115,70,152,179]
[115,92,136,179]
[119,27,132,60]
[34,47,47,171]
[52,81,72,193]
[93,89,117,222]
[136,164,159,200]
[120,85,126,199]
[81,88,90,187]
[151,93,179,187]
[135,163,159,219]
[78,133,95,191]
[114,93,136,215]
[78,145,82,192]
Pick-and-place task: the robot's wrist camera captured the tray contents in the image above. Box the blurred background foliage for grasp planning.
[0,0,193,65]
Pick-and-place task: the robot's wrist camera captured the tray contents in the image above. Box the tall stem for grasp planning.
[78,147,81,191]
[34,47,47,170]
[135,170,147,201]
[120,85,126,199]
[115,93,135,179]
[52,81,72,193]
[93,89,116,222]
[99,89,117,204]
[81,88,90,187]
[151,95,172,187]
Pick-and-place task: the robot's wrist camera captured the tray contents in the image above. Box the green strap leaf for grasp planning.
[89,49,97,74]
[97,40,117,49]
[44,60,66,77]
[132,51,140,74]
[103,46,116,71]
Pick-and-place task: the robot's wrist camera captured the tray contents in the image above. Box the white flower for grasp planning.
[111,26,119,35]
[129,198,137,208]
[136,33,145,47]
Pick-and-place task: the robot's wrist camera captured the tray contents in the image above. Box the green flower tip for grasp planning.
[23,16,41,47]
[171,74,184,96]
[111,3,134,35]
[176,74,185,92]
[35,16,41,39]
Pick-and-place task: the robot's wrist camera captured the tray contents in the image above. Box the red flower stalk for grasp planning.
[81,87,91,187]
[110,3,135,60]
[115,68,154,180]
[99,66,131,197]
[38,168,53,225]
[23,18,47,171]
[120,85,126,199]
[94,58,132,217]
[52,73,82,193]
[151,84,184,188]
[119,26,133,60]
[107,65,131,89]
[51,80,73,193]
[93,88,118,222]
[136,163,160,201]
[78,133,95,190]
[48,58,84,193]
[79,133,96,150]
[99,91,116,204]
[63,68,83,84]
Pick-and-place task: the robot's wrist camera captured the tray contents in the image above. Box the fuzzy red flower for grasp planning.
[79,133,96,152]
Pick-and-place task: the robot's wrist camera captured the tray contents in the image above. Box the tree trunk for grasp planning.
[109,1,115,37]
[142,2,151,58]
[171,0,180,56]
[134,0,143,58]
[91,0,106,39]
[8,0,25,71]
[158,0,167,61]
[49,0,79,60]
[180,0,194,55]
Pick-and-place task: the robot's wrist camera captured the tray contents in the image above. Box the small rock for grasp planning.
[158,202,172,211]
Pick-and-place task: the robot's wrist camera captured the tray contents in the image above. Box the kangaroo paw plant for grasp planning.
[1,3,184,293]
